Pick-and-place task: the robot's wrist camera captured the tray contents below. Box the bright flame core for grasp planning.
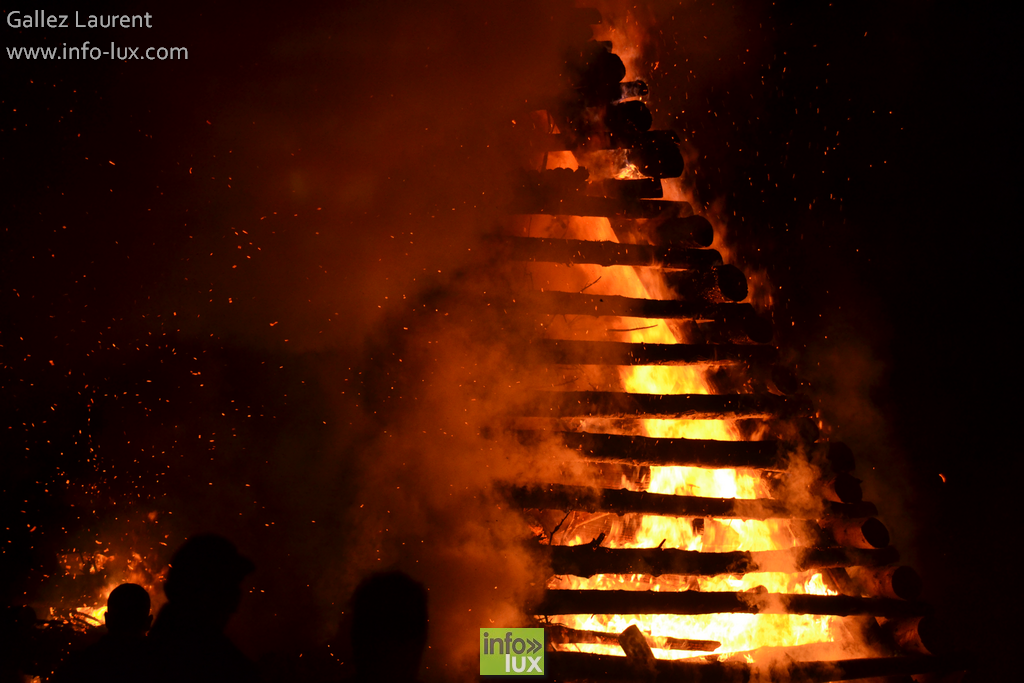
[525,138,848,663]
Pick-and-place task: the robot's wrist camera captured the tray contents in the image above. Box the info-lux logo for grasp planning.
[479,628,544,676]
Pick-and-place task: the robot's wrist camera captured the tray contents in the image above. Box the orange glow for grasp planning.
[43,547,165,633]
[527,115,849,663]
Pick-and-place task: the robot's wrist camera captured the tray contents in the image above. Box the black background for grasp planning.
[2,1,1014,680]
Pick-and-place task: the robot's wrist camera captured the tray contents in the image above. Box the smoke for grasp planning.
[9,0,991,677]
[2,0,603,674]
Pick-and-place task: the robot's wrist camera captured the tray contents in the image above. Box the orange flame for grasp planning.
[524,121,848,663]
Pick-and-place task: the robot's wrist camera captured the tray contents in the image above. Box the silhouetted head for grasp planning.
[351,571,428,681]
[104,583,152,636]
[163,534,254,631]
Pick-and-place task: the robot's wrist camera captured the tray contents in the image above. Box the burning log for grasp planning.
[545,651,973,683]
[546,544,901,578]
[496,235,723,269]
[504,482,877,520]
[664,265,749,303]
[819,474,863,503]
[826,517,891,549]
[535,588,933,618]
[547,624,721,652]
[521,391,813,420]
[625,131,685,179]
[534,340,777,367]
[848,565,923,601]
[651,214,715,247]
[694,311,775,344]
[516,430,785,469]
[518,431,856,473]
[509,194,692,219]
[618,624,657,671]
[818,440,856,473]
[515,291,759,321]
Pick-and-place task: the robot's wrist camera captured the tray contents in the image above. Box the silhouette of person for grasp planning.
[52,583,152,683]
[147,534,259,683]
[346,571,428,683]
[2,605,40,683]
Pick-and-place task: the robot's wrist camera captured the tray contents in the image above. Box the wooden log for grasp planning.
[497,235,723,269]
[821,473,863,503]
[827,517,891,549]
[883,617,952,657]
[651,214,715,247]
[514,290,750,321]
[521,391,813,420]
[503,482,878,520]
[817,441,855,473]
[606,100,654,137]
[547,624,721,652]
[535,589,933,618]
[769,364,801,395]
[695,311,775,344]
[626,132,685,179]
[534,340,778,367]
[518,431,855,474]
[590,178,663,199]
[618,624,657,671]
[546,650,973,683]
[509,194,691,219]
[516,430,786,469]
[546,544,900,578]
[664,265,749,303]
[761,471,863,504]
[849,565,923,601]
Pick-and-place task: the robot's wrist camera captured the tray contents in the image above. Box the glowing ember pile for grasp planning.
[35,524,167,634]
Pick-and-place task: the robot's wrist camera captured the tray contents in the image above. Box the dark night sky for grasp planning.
[2,0,1015,680]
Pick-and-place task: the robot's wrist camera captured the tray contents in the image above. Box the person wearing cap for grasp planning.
[52,582,153,683]
[147,534,259,683]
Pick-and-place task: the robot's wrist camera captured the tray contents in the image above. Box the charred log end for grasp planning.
[606,100,653,136]
[618,624,657,670]
[714,265,748,302]
[831,517,891,549]
[891,565,924,601]
[861,518,891,548]
[886,616,953,656]
[744,314,774,343]
[825,473,864,504]
[627,134,684,179]
[849,565,923,601]
[654,214,715,247]
[826,441,857,473]
[770,364,801,395]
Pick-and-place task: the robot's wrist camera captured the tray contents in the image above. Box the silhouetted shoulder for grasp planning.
[52,633,154,683]
[146,534,258,683]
